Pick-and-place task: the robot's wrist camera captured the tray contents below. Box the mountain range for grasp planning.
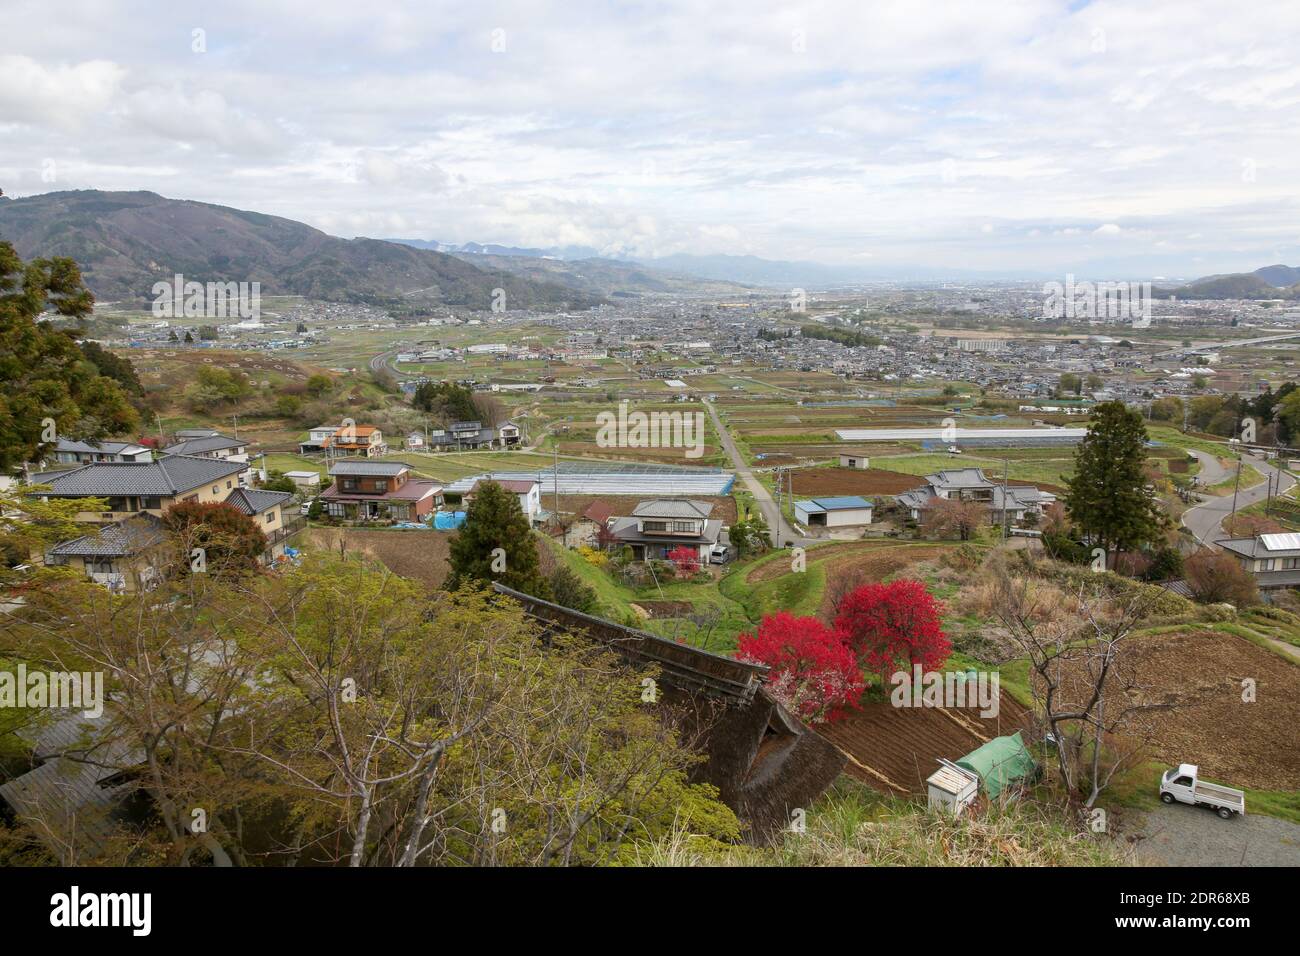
[1158,264,1300,300]
[0,191,600,311]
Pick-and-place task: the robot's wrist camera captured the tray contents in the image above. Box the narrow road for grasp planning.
[703,399,812,546]
[1182,451,1296,545]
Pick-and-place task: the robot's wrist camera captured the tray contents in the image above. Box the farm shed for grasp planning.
[838,452,870,469]
[926,760,980,815]
[956,732,1038,800]
[493,584,845,844]
[794,496,874,528]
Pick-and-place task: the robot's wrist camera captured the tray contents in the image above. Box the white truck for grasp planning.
[1159,764,1245,820]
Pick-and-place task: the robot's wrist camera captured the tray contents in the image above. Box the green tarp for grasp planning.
[956,732,1037,800]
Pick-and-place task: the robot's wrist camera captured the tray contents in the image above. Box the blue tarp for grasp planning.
[434,511,466,530]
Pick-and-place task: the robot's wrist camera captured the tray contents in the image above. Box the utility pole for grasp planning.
[231,413,239,438]
[1229,457,1243,532]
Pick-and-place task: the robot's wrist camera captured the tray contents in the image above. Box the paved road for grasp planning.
[703,399,812,546]
[1132,803,1300,866]
[1182,451,1296,544]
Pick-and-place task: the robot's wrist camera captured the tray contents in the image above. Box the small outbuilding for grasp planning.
[838,452,870,469]
[284,470,322,491]
[794,495,874,528]
[926,759,981,815]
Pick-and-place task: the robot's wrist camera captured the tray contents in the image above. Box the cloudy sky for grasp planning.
[3,0,1300,277]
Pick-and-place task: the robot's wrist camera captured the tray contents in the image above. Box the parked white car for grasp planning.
[1159,763,1245,820]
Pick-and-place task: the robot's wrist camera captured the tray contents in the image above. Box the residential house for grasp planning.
[425,421,520,451]
[222,487,300,561]
[31,456,249,524]
[49,438,153,466]
[895,467,1055,526]
[465,478,541,524]
[44,514,167,593]
[609,499,721,562]
[321,460,443,521]
[299,424,388,458]
[794,496,874,528]
[1218,533,1300,591]
[405,431,426,451]
[162,431,256,486]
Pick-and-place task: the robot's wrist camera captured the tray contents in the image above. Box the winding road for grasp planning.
[1181,449,1296,545]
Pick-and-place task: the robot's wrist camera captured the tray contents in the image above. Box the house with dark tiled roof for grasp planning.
[895,467,1055,526]
[609,499,721,562]
[30,456,249,524]
[44,514,168,593]
[49,438,152,466]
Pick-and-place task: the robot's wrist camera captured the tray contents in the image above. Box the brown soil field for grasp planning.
[818,697,1033,795]
[556,441,721,464]
[304,527,455,588]
[792,468,925,496]
[1051,629,1300,791]
[751,443,914,459]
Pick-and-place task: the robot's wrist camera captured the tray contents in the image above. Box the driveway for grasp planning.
[1181,451,1296,545]
[1131,803,1300,866]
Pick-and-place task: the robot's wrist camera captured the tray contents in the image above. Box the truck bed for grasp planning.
[1194,781,1245,811]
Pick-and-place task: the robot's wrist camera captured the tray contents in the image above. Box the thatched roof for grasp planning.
[492,584,845,844]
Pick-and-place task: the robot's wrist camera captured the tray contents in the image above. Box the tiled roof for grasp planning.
[328,460,411,476]
[223,488,293,515]
[47,515,166,557]
[34,456,246,497]
[162,434,245,456]
[54,438,148,455]
[630,499,712,519]
[470,479,538,494]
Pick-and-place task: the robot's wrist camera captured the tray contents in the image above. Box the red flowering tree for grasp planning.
[666,545,700,576]
[737,612,864,724]
[834,579,950,685]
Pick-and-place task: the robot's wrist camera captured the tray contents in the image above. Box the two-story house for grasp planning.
[895,467,1054,526]
[1218,533,1300,591]
[321,460,443,521]
[44,514,168,593]
[299,424,388,458]
[32,456,250,524]
[608,499,722,562]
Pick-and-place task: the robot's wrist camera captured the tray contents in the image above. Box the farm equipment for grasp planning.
[1159,764,1245,820]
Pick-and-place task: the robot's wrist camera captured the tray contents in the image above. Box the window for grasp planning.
[141,497,162,509]
[672,521,695,533]
[265,513,275,523]
[374,480,388,493]
[212,486,219,495]
[342,479,357,491]
[226,481,233,489]
[184,494,198,503]
[642,520,667,532]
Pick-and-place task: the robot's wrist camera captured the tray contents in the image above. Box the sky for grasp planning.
[3,0,1300,278]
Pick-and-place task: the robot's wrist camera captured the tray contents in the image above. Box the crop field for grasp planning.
[817,697,1033,795]
[790,467,925,496]
[1051,627,1300,791]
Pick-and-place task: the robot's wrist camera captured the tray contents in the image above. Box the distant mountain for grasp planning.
[1157,264,1300,300]
[450,252,756,297]
[0,191,600,311]
[389,238,603,259]
[1253,264,1300,287]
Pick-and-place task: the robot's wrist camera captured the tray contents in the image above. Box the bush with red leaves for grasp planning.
[737,611,864,724]
[834,578,951,684]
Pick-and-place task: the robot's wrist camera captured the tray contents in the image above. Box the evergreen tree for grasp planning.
[0,241,139,471]
[446,481,550,598]
[1064,401,1168,557]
